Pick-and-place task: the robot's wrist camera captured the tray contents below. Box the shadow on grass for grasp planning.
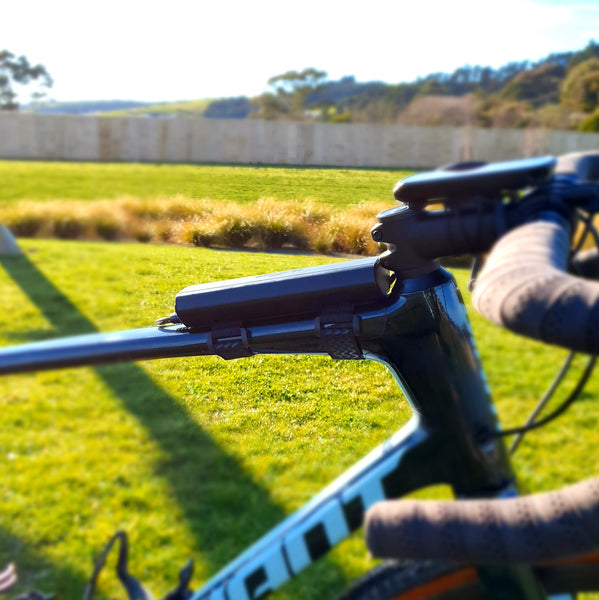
[0,528,88,599]
[0,251,350,598]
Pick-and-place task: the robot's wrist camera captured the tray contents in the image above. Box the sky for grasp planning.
[3,0,599,104]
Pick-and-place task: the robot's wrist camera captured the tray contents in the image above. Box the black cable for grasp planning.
[155,313,182,327]
[498,354,596,439]
[83,531,151,600]
[467,255,483,292]
[83,532,123,600]
[509,352,575,453]
[503,210,599,450]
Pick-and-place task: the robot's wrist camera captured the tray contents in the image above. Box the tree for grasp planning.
[568,40,599,70]
[265,68,328,119]
[498,63,564,107]
[267,68,327,95]
[251,92,289,120]
[579,107,599,132]
[560,57,599,113]
[204,97,254,119]
[0,50,53,110]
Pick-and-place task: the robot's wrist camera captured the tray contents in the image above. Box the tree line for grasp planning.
[204,41,599,132]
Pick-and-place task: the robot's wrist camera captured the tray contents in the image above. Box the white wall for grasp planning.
[1,113,598,168]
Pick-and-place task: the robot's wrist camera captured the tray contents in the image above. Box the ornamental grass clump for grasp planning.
[0,202,47,237]
[240,198,318,250]
[0,197,388,255]
[177,219,217,247]
[45,203,92,239]
[324,202,389,255]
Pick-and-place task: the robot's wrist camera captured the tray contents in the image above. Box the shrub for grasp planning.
[216,214,252,248]
[329,219,376,255]
[326,202,386,255]
[95,219,121,240]
[177,221,216,247]
[579,108,599,132]
[153,221,175,243]
[312,231,333,254]
[132,226,153,243]
[329,111,352,123]
[534,104,572,130]
[560,58,599,112]
[52,216,86,239]
[488,101,535,129]
[160,196,212,220]
[245,198,311,250]
[1,204,46,236]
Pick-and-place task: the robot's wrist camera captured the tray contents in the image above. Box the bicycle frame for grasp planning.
[0,257,547,599]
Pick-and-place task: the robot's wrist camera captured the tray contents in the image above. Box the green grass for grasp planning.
[0,161,409,209]
[1,239,599,599]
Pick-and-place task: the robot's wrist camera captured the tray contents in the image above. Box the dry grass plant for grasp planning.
[0,197,389,256]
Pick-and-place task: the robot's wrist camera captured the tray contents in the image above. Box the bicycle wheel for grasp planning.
[336,561,486,600]
[337,556,599,600]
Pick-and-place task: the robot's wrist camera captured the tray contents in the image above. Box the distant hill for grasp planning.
[101,99,213,117]
[27,100,156,115]
[25,98,217,118]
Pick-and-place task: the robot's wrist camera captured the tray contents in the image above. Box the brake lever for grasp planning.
[84,531,153,600]
[160,560,194,600]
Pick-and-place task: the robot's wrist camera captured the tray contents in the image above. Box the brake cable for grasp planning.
[490,209,599,453]
[499,354,596,449]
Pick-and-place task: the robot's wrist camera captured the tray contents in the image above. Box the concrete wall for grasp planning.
[1,113,599,168]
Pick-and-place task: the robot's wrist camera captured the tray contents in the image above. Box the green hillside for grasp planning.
[102,98,213,117]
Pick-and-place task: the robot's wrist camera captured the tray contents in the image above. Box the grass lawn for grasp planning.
[0,161,411,210]
[1,239,598,599]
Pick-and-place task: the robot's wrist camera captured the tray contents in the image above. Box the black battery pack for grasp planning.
[174,257,393,329]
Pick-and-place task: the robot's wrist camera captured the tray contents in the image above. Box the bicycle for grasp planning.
[1,151,599,599]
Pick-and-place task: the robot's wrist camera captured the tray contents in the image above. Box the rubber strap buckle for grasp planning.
[317,306,362,360]
[208,322,253,360]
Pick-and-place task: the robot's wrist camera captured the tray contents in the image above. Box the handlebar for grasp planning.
[365,151,599,565]
[471,152,599,354]
[471,214,599,353]
[366,475,599,564]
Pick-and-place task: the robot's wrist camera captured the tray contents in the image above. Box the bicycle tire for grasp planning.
[335,555,599,600]
[336,561,486,600]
